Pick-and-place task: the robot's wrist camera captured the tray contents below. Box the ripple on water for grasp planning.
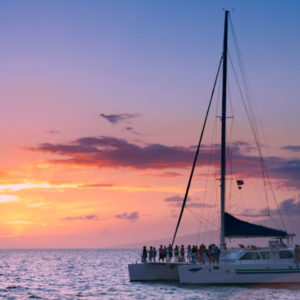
[0,249,300,299]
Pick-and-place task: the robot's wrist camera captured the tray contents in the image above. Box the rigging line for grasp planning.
[228,51,271,216]
[228,52,268,210]
[229,17,262,148]
[227,81,249,217]
[228,23,274,224]
[232,49,285,230]
[202,71,222,238]
[197,144,213,236]
[230,41,264,174]
[186,207,218,229]
[227,55,257,218]
[231,22,276,192]
[171,56,223,247]
[229,22,262,142]
[229,17,287,231]
[261,165,287,230]
[228,52,259,146]
[198,80,221,236]
[229,54,275,227]
[229,17,259,137]
[230,17,265,151]
[205,106,221,240]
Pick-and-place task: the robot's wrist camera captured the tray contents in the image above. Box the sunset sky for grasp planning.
[0,0,300,248]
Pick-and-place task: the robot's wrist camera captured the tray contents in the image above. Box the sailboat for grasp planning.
[129,10,300,284]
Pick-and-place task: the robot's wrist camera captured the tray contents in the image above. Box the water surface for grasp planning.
[0,249,299,299]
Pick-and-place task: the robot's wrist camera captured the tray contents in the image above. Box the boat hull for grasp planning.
[178,263,300,284]
[128,262,184,281]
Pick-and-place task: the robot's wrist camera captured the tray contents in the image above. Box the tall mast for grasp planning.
[220,10,229,250]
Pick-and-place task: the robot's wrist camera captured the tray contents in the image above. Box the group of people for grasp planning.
[141,243,220,265]
[142,243,300,266]
[142,246,157,262]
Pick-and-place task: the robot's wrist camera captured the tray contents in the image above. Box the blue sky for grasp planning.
[0,0,300,247]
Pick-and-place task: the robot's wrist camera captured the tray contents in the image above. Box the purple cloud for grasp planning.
[100,113,141,125]
[164,195,214,208]
[125,126,139,135]
[142,172,183,178]
[269,159,300,189]
[30,136,196,169]
[279,198,300,214]
[61,214,99,221]
[231,141,255,153]
[282,145,300,152]
[245,197,300,217]
[29,136,300,189]
[262,198,300,216]
[44,130,60,135]
[115,211,139,221]
[165,195,187,203]
[187,202,215,208]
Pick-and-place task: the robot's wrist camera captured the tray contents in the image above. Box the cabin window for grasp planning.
[260,252,270,259]
[279,250,293,259]
[240,252,261,260]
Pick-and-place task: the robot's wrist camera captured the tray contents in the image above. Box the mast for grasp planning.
[220,10,229,250]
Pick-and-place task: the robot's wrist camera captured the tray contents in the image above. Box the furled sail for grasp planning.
[224,212,288,238]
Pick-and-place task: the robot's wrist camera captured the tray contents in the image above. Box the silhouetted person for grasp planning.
[167,244,173,262]
[163,246,167,261]
[174,245,179,262]
[142,246,147,262]
[159,245,164,262]
[180,245,185,262]
[153,247,157,262]
[149,246,153,262]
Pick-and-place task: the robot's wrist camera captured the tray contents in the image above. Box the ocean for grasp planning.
[0,249,299,299]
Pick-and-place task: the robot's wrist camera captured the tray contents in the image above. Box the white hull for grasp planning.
[128,262,186,281]
[179,263,300,284]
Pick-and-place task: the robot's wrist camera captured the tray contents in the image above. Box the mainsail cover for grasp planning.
[224,212,288,238]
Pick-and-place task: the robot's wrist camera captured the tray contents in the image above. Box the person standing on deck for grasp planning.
[180,245,185,262]
[174,245,179,262]
[213,244,220,265]
[159,245,164,262]
[142,246,147,262]
[153,247,157,262]
[149,246,153,262]
[191,245,196,263]
[163,246,168,262]
[167,244,173,262]
[199,244,205,265]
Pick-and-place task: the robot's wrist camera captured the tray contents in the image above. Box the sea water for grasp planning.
[0,249,299,299]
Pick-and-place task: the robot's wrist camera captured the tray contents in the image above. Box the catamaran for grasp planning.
[129,10,300,284]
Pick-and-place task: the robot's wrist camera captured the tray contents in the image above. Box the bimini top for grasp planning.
[224,212,288,238]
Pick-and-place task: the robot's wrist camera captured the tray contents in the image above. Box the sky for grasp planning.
[0,0,300,248]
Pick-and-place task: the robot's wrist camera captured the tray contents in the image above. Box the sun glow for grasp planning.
[0,181,77,192]
[0,195,18,203]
